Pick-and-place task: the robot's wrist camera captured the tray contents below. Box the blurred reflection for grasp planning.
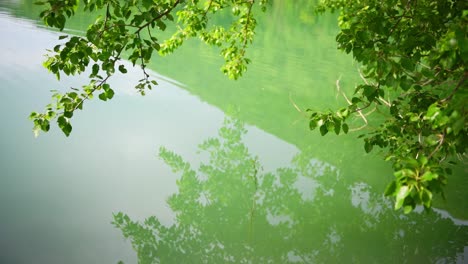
[113,117,467,263]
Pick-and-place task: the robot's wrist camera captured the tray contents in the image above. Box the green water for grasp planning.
[0,1,466,263]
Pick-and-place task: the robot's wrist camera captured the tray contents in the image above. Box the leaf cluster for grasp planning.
[31,0,268,136]
[310,0,468,212]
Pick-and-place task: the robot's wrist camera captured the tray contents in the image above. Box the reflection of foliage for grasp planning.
[113,117,467,263]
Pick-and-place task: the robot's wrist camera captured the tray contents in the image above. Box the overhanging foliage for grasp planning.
[30,0,467,213]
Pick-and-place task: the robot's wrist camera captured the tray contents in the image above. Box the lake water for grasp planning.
[0,1,467,263]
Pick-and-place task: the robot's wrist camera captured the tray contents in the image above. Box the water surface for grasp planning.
[0,1,467,263]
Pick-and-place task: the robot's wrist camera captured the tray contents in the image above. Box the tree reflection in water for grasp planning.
[113,117,467,263]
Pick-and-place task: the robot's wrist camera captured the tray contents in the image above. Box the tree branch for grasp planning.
[135,0,181,34]
[241,0,255,50]
[441,71,468,103]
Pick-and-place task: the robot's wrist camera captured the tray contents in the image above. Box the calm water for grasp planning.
[0,1,467,263]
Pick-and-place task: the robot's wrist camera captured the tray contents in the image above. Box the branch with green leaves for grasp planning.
[31,0,268,136]
[309,0,467,213]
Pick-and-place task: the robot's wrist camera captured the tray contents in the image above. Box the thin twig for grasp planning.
[136,32,150,80]
[135,0,181,34]
[358,69,372,85]
[389,0,412,35]
[378,97,391,107]
[69,45,125,113]
[428,132,445,160]
[241,0,255,50]
[289,93,307,117]
[336,79,368,125]
[441,71,468,103]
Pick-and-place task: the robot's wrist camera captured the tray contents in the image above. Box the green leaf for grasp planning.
[403,205,413,214]
[319,124,328,136]
[364,140,373,153]
[395,185,411,210]
[400,77,412,91]
[401,57,414,71]
[361,85,376,99]
[351,97,361,104]
[57,14,66,30]
[342,123,349,134]
[63,111,73,118]
[418,156,428,166]
[421,189,432,208]
[340,108,349,118]
[57,116,72,136]
[92,64,99,76]
[421,171,438,182]
[326,120,335,132]
[309,120,318,130]
[99,92,108,101]
[102,83,110,91]
[156,20,166,31]
[40,119,50,132]
[69,53,79,64]
[425,103,440,119]
[384,181,397,196]
[334,121,341,135]
[118,65,128,74]
[106,88,115,99]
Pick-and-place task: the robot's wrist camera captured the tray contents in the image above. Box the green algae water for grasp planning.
[0,1,466,263]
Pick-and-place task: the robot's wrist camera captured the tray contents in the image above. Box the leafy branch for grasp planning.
[310,0,467,213]
[31,0,268,136]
